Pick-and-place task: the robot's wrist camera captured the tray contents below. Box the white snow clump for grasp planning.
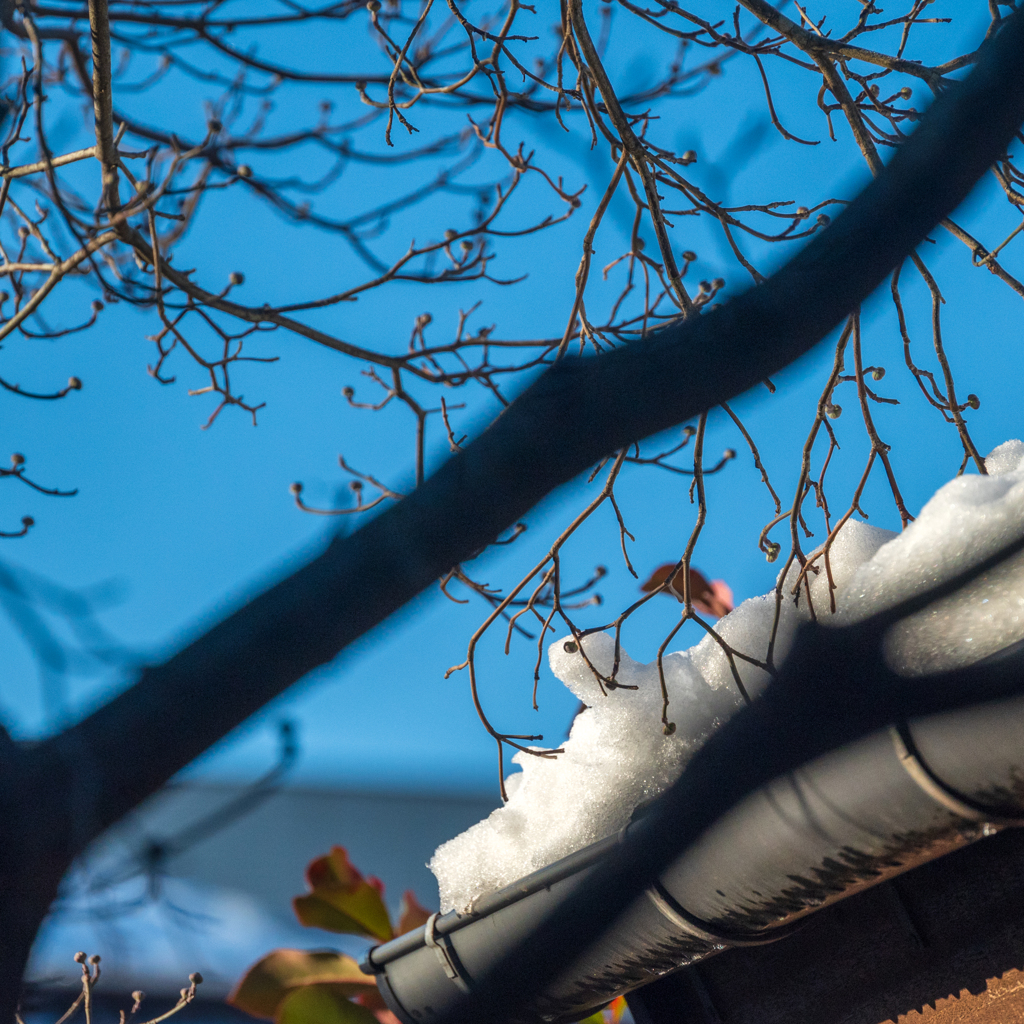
[429,441,1024,913]
[836,437,1024,673]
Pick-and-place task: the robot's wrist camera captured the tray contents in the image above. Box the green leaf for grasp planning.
[277,985,380,1024]
[293,847,394,941]
[228,950,375,1019]
[575,997,627,1024]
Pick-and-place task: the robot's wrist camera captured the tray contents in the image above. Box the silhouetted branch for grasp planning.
[2,7,1024,1019]
[2,6,1024,1015]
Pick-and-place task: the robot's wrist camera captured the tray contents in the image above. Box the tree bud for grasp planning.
[967,393,980,410]
[229,272,244,285]
[237,165,253,178]
[871,366,885,380]
[68,376,82,390]
[563,640,578,653]
[681,250,697,262]
[11,453,24,466]
[826,403,842,419]
[289,482,302,495]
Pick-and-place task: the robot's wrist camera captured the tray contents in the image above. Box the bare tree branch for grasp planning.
[2,10,1022,1013]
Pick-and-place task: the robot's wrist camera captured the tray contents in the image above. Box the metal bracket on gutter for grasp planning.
[424,913,473,993]
[890,724,1024,826]
[370,706,1024,1023]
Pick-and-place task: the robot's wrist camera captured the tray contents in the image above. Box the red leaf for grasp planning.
[293,846,393,941]
[396,890,433,936]
[228,950,375,1019]
[696,578,734,619]
[640,564,734,619]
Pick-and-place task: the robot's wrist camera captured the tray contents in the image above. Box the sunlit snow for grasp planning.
[430,440,1024,913]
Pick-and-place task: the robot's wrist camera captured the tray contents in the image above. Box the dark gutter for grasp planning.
[365,691,1024,1022]
[361,11,1024,1015]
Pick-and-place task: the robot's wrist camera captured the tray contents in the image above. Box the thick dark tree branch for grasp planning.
[2,8,1024,1017]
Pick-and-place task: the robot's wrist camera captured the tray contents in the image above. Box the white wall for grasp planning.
[29,784,498,997]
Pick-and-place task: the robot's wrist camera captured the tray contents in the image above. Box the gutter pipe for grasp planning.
[364,681,1024,1023]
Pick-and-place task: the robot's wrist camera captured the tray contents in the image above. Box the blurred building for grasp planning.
[27,783,497,1000]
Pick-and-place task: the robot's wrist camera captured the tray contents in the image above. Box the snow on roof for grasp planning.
[430,441,1024,913]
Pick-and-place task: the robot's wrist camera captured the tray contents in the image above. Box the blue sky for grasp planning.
[2,1,1021,796]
